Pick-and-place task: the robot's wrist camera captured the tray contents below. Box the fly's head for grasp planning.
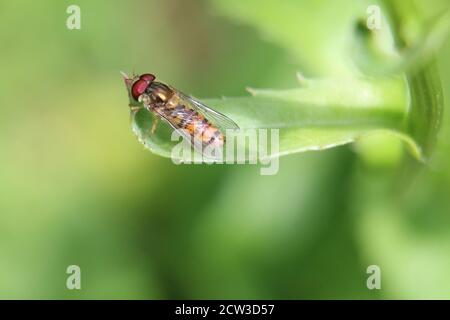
[122,72,155,109]
[131,73,156,102]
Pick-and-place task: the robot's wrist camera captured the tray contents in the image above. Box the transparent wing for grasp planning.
[149,105,201,150]
[151,106,222,160]
[172,87,239,131]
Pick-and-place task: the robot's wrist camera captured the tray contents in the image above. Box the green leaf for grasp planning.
[125,0,446,163]
[406,61,444,159]
[126,75,425,161]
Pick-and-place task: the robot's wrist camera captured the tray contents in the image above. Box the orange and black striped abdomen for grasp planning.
[156,103,224,147]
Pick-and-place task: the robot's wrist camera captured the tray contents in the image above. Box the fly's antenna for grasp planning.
[120,71,129,79]
[120,71,134,90]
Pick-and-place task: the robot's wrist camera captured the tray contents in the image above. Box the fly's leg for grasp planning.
[130,105,141,112]
[151,117,160,134]
[142,100,164,135]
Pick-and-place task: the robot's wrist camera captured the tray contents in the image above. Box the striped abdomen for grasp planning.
[156,104,224,147]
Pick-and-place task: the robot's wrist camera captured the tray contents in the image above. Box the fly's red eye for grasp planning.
[131,79,149,100]
[139,73,155,83]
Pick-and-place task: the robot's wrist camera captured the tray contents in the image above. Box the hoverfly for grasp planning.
[123,72,239,154]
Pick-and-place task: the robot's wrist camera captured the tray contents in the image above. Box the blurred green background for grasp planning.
[0,0,450,299]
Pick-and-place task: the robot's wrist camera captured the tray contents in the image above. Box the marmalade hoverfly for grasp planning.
[123,72,239,155]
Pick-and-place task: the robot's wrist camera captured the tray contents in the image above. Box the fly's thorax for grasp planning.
[145,81,175,105]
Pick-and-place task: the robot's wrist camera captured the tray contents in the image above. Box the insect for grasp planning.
[125,72,239,152]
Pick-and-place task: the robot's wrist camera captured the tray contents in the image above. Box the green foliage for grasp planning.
[129,76,422,160]
[2,0,450,300]
[128,0,447,162]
